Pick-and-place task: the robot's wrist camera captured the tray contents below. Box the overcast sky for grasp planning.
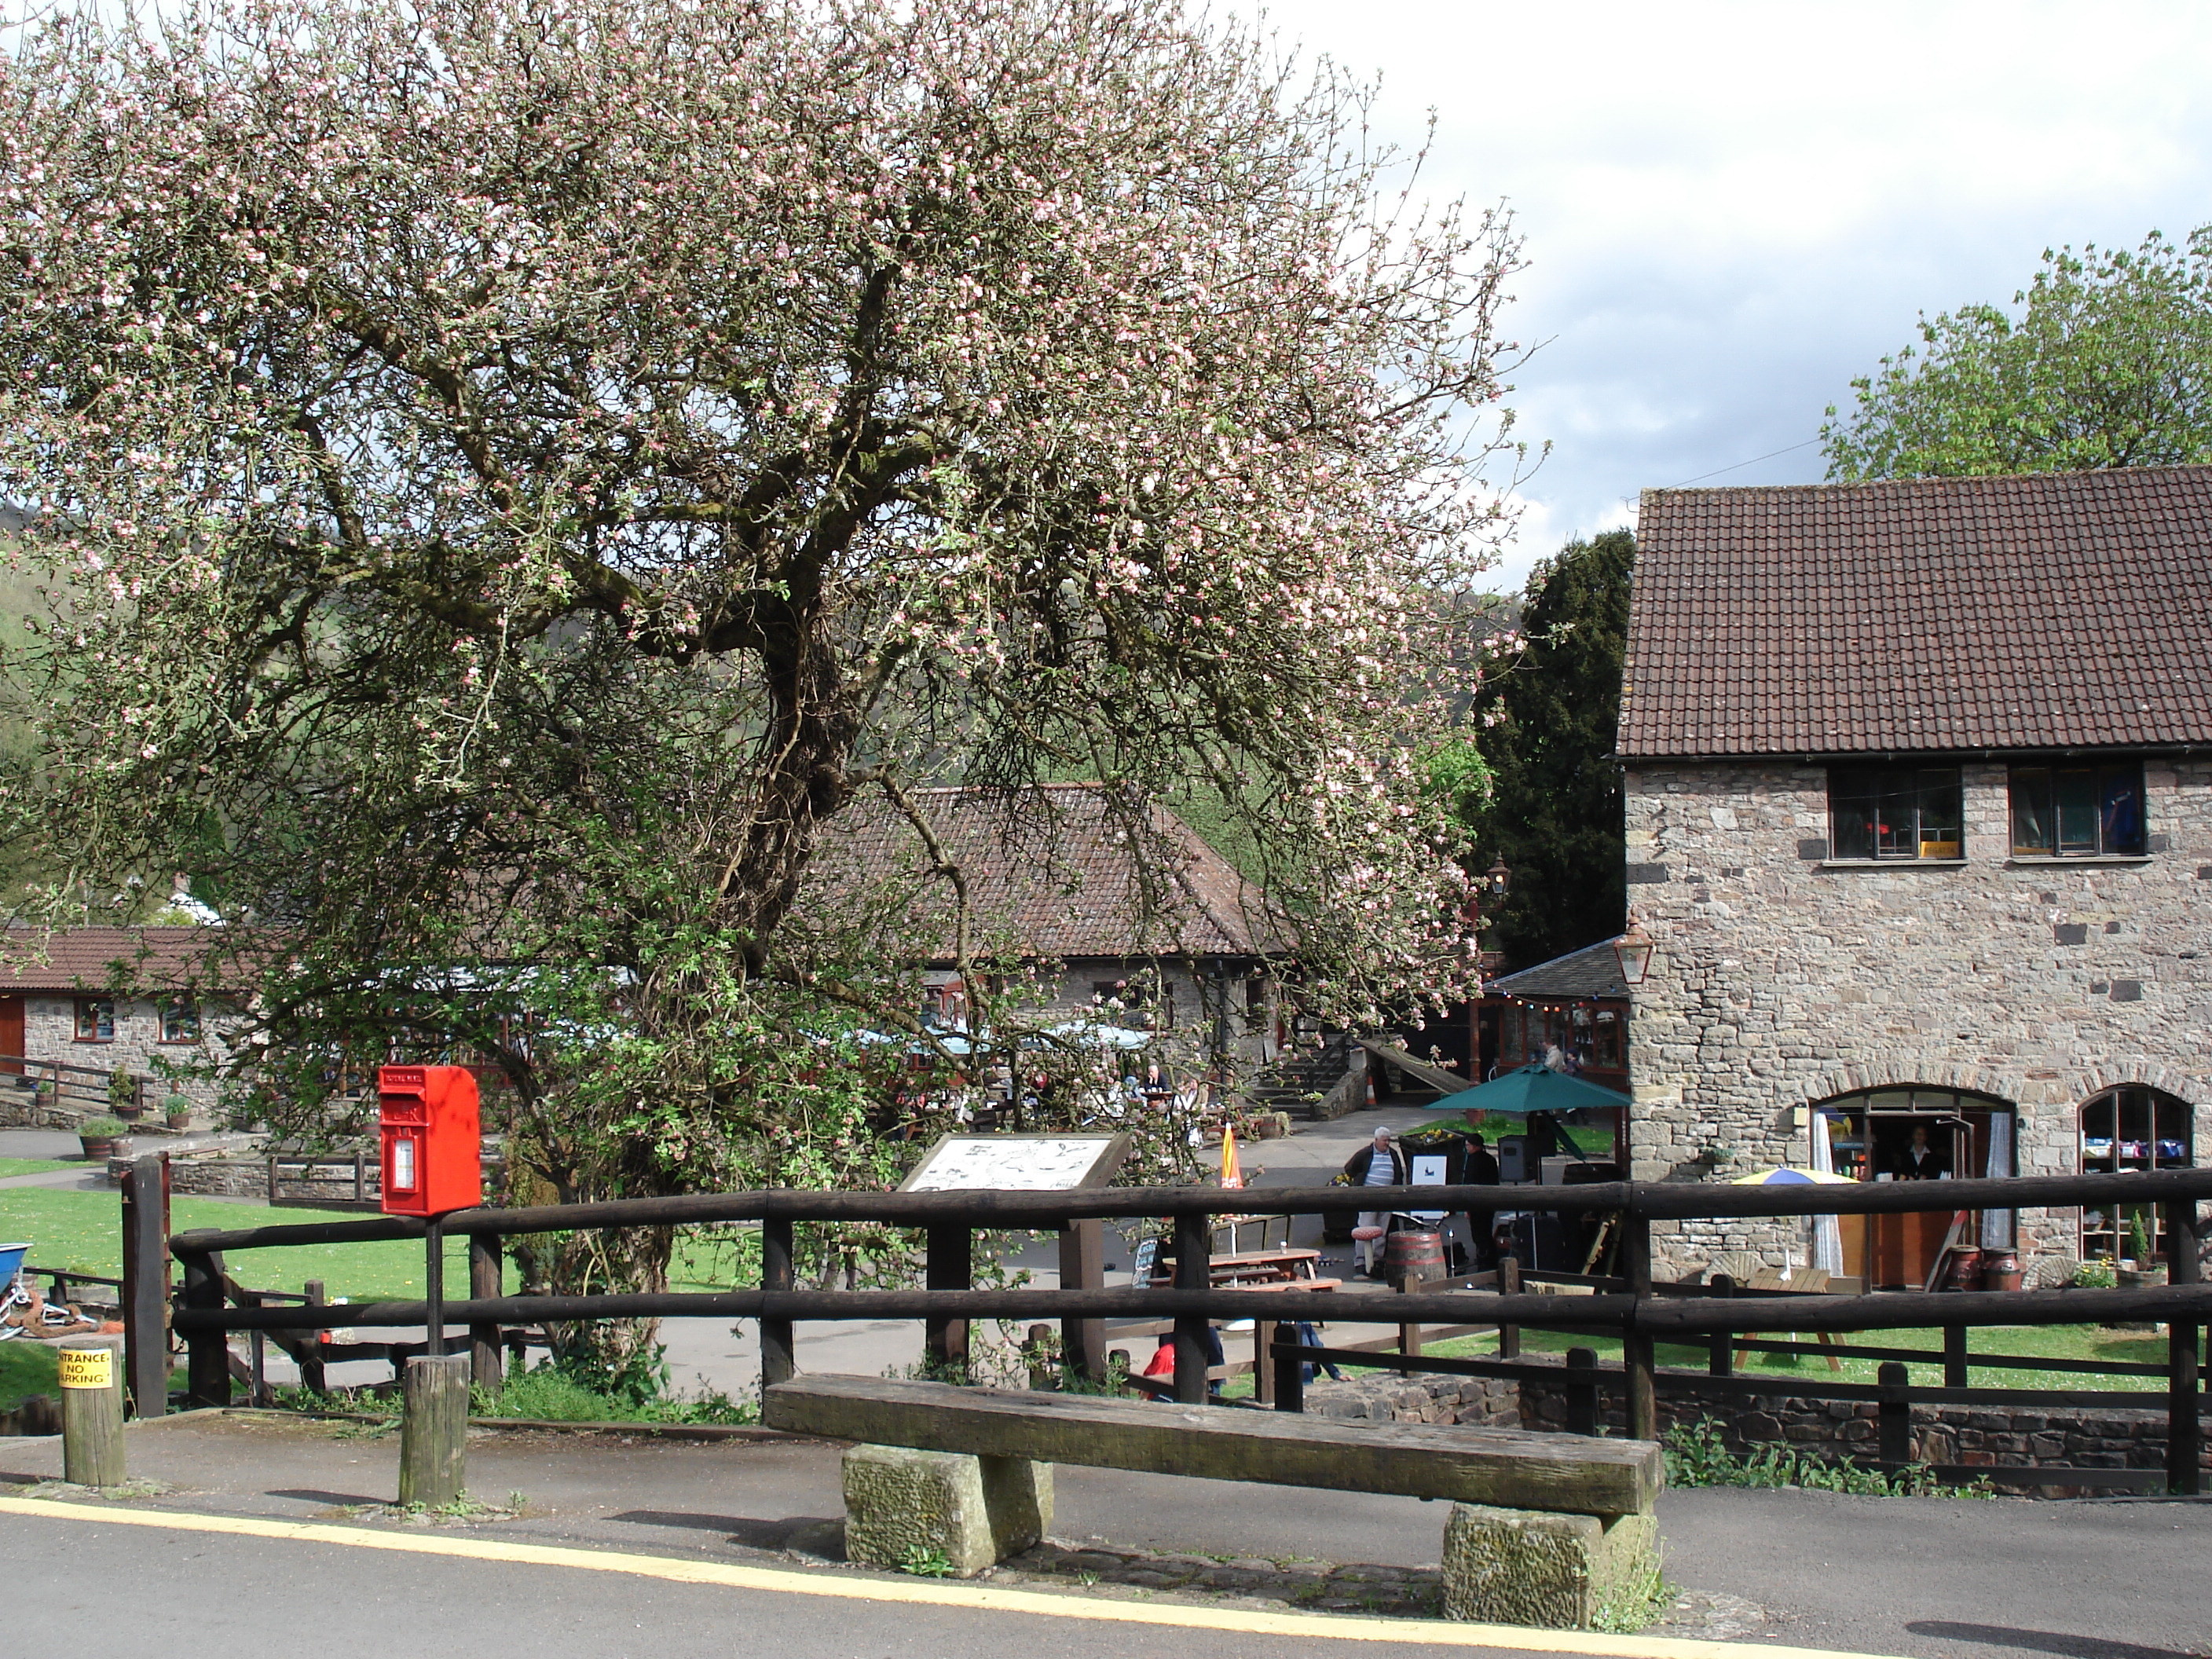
[1225,1,2212,591]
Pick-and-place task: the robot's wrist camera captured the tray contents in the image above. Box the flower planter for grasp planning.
[78,1135,119,1160]
[165,1112,192,1132]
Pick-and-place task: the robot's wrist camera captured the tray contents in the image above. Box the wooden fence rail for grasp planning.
[160,1164,2212,1492]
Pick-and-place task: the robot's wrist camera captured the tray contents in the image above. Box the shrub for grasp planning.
[77,1115,128,1138]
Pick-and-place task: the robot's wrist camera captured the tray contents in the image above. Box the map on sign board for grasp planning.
[900,1133,1130,1193]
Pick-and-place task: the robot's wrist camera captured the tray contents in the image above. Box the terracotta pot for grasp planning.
[1982,1250,2023,1292]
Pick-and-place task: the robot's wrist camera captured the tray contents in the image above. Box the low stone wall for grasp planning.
[1300,1353,2210,1489]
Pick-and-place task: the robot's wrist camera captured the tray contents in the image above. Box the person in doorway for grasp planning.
[1892,1122,1950,1181]
[1461,1131,1501,1271]
[1342,1125,1409,1277]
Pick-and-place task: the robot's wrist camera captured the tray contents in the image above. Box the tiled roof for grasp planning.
[1489,939,1628,1000]
[0,927,228,993]
[1622,467,2212,759]
[805,785,1275,962]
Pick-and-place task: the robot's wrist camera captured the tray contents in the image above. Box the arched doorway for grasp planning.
[1811,1086,2016,1290]
[2078,1085,2193,1266]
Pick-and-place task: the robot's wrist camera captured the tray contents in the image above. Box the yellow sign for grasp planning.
[57,1347,113,1391]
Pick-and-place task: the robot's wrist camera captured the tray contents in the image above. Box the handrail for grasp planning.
[167,1164,2212,1255]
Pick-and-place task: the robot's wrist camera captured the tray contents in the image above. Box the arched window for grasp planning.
[2078,1086,2193,1265]
[1811,1087,2017,1289]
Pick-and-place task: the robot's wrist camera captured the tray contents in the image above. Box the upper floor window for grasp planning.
[74,998,115,1042]
[1829,766,1962,860]
[159,998,201,1043]
[2009,762,2145,857]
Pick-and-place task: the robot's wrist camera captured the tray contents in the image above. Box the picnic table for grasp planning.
[1148,1246,1336,1291]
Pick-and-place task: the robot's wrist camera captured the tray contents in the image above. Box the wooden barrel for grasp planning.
[1383,1229,1446,1283]
[1982,1250,2023,1292]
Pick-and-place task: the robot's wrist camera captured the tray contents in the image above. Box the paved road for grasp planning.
[9,1415,2212,1659]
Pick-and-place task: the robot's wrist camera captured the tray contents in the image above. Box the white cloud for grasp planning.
[1230,0,2212,590]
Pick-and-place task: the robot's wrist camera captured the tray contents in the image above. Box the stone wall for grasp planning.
[1302,1354,2209,1491]
[22,993,233,1108]
[1621,757,2212,1276]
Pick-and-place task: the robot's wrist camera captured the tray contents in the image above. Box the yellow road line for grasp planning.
[0,1495,1898,1659]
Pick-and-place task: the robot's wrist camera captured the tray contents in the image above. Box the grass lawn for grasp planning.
[0,1340,59,1411]
[0,1158,77,1179]
[0,1185,759,1302]
[1208,1317,2180,1401]
[1413,1323,2178,1391]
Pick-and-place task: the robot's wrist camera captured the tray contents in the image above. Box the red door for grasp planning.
[0,995,24,1074]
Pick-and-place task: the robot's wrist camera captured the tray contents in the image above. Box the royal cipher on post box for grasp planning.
[378,1064,482,1217]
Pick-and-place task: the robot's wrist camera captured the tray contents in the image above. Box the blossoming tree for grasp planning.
[0,0,1525,1365]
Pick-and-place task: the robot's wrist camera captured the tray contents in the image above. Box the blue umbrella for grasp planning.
[1422,1062,1632,1117]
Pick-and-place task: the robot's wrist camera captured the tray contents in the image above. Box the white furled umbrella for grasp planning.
[1808,1115,1846,1275]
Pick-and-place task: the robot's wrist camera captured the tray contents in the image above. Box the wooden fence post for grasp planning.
[1252,1317,1274,1405]
[1877,1360,1911,1469]
[1172,1210,1210,1404]
[468,1232,504,1395]
[59,1335,126,1488]
[2166,1199,2202,1496]
[1707,1273,1734,1377]
[925,1221,972,1378]
[119,1153,170,1420]
[1057,1218,1105,1384]
[1397,1269,1423,1357]
[760,1216,796,1390]
[178,1244,229,1408]
[1270,1320,1303,1414]
[1621,1212,1656,1441]
[1497,1256,1522,1359]
[1565,1345,1601,1437]
[397,1352,471,1508]
[301,1280,328,1396]
[1943,1323,1968,1389]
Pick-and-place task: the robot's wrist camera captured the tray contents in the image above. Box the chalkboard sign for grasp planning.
[900,1132,1132,1193]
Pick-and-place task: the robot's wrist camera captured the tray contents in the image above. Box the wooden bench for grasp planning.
[764,1375,1663,1628]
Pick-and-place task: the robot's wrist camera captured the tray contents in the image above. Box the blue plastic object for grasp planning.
[0,1241,27,1288]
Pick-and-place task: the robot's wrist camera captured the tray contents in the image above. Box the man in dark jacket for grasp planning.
[1342,1126,1410,1276]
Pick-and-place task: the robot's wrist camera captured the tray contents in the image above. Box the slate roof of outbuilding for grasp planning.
[0,926,226,993]
[1621,467,2212,760]
[1488,939,1631,1001]
[806,784,1276,961]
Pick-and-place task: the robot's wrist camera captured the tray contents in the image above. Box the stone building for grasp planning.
[0,925,237,1109]
[809,783,1284,1068]
[1618,467,2212,1283]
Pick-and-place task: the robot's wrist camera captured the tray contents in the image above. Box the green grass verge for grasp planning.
[0,1339,59,1412]
[0,1158,77,1180]
[1415,1323,2176,1391]
[1208,1317,2175,1402]
[0,1186,757,1302]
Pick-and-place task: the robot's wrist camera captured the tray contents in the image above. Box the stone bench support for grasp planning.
[1442,1503,1661,1629]
[841,1444,1053,1578]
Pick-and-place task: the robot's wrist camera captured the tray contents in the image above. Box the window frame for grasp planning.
[74,997,115,1043]
[2008,760,2148,859]
[1826,764,1965,862]
[159,997,201,1045]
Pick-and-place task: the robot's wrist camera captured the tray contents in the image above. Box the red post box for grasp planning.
[378,1064,482,1216]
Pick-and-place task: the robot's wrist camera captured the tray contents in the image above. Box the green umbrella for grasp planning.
[1423,1062,1632,1118]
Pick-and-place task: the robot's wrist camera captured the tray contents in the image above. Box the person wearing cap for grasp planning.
[1342,1125,1410,1277]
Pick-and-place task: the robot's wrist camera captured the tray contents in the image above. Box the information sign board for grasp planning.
[899,1133,1131,1193]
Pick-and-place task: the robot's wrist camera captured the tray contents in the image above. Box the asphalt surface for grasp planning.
[6,1414,2212,1659]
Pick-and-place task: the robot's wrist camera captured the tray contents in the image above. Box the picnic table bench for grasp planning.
[764,1374,1662,1628]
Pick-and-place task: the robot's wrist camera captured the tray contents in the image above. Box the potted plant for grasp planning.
[108,1064,143,1121]
[163,1090,192,1131]
[2119,1209,2167,1289]
[77,1115,128,1159]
